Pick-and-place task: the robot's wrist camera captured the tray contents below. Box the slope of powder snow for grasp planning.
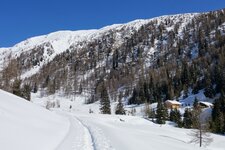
[0,90,70,150]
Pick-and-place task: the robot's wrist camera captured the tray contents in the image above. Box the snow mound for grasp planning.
[0,90,69,150]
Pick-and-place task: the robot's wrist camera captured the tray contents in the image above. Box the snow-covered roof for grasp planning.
[199,101,213,107]
[165,100,181,105]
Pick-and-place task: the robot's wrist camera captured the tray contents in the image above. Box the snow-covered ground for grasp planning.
[0,90,69,150]
[30,92,225,150]
[0,89,224,150]
[76,113,225,150]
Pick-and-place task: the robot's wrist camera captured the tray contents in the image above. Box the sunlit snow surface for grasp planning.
[30,92,225,150]
[0,90,69,150]
[0,89,224,150]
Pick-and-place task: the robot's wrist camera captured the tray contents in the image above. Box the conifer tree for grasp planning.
[33,82,38,93]
[143,81,150,102]
[22,84,31,101]
[176,109,182,127]
[204,85,215,98]
[193,97,199,110]
[183,108,193,128]
[211,92,225,133]
[128,88,138,104]
[12,79,22,97]
[169,109,182,127]
[169,109,176,122]
[181,61,190,87]
[204,73,215,98]
[156,100,168,124]
[138,86,145,104]
[115,98,126,115]
[99,84,111,114]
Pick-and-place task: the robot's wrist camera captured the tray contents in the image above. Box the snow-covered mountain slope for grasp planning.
[0,90,69,150]
[1,8,225,104]
[0,20,148,72]
[0,13,197,78]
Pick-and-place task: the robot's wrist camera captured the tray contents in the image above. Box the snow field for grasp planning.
[56,112,94,150]
[32,92,225,150]
[1,90,225,150]
[0,90,69,150]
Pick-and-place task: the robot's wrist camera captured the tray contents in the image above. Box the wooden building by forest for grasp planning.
[165,100,181,109]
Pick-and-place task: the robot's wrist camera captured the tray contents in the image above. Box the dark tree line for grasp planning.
[12,79,31,101]
[211,92,225,134]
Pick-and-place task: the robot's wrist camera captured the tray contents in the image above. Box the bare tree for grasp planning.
[143,102,154,119]
[189,108,213,147]
[1,55,20,92]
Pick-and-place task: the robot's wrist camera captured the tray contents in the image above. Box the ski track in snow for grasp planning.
[73,117,97,150]
[74,115,115,150]
[56,114,94,150]
[56,112,115,150]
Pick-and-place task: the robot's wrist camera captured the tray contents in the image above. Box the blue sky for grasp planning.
[0,0,225,47]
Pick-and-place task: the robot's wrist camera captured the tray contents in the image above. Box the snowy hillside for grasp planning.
[0,13,197,78]
[31,92,225,150]
[0,19,150,74]
[1,9,225,101]
[0,90,69,150]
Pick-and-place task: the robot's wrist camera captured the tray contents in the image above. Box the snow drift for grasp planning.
[0,90,69,150]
